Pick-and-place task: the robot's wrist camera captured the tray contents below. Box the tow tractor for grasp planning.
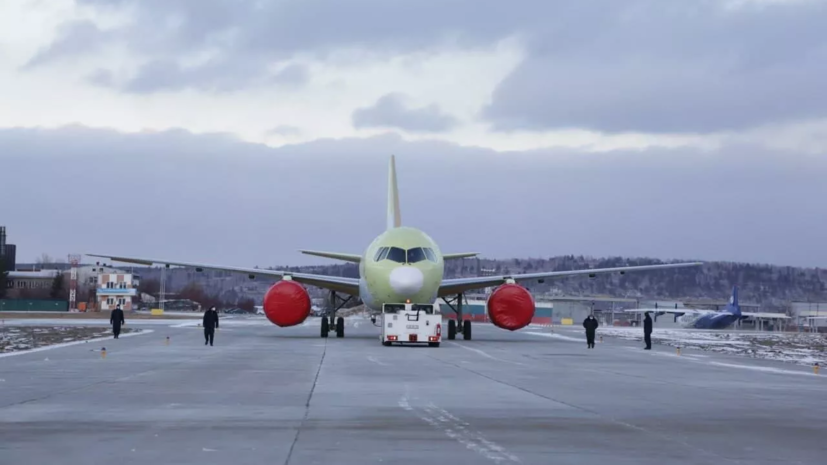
[376,302,442,347]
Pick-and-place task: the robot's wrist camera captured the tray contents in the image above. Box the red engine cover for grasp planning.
[487,284,535,331]
[263,280,311,327]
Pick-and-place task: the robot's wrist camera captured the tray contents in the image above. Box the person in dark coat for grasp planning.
[203,306,219,346]
[582,315,599,348]
[110,304,125,339]
[643,312,653,350]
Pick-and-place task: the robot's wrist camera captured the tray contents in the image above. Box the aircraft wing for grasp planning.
[86,253,360,295]
[741,312,791,319]
[437,262,704,297]
[443,252,479,260]
[299,250,362,263]
[624,308,705,315]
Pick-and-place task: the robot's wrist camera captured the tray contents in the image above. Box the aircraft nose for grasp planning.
[389,266,424,296]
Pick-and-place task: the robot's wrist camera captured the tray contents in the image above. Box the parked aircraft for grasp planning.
[625,286,789,329]
[89,156,703,340]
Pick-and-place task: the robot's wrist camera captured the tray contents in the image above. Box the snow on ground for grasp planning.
[598,327,827,367]
[0,326,141,354]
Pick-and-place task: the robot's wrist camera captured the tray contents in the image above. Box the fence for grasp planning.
[0,299,69,312]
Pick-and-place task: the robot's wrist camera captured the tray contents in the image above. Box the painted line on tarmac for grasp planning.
[367,355,388,366]
[448,342,525,366]
[0,329,155,359]
[708,361,822,378]
[398,390,520,463]
[524,331,583,343]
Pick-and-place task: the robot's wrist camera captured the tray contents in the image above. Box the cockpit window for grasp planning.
[373,247,389,262]
[407,247,427,263]
[375,246,437,263]
[386,247,406,263]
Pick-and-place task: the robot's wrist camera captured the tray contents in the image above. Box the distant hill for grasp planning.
[94,255,827,312]
[281,256,827,310]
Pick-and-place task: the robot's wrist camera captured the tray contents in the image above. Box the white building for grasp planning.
[96,270,139,311]
[6,270,60,292]
[791,301,827,330]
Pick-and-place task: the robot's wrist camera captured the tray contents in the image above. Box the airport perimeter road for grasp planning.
[1,318,826,465]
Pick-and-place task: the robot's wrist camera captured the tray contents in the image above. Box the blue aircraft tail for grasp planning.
[726,286,741,317]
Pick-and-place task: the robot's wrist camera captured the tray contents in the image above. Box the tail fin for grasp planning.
[727,286,741,316]
[387,155,401,230]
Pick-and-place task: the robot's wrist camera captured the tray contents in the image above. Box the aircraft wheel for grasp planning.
[463,320,472,340]
[336,317,345,338]
[321,316,329,338]
[447,320,456,340]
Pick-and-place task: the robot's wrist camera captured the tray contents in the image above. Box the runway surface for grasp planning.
[1,316,826,465]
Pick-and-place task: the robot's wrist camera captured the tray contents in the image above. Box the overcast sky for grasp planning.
[1,0,826,268]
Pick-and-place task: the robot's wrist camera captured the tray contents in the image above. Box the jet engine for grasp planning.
[263,280,311,327]
[486,283,535,331]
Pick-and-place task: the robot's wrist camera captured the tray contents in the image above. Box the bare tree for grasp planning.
[50,273,65,299]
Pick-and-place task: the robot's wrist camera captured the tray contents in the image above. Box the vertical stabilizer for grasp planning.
[387,155,401,230]
[727,286,741,316]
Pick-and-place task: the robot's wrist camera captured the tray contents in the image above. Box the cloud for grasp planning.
[271,64,309,87]
[78,58,310,94]
[23,20,109,69]
[1,125,825,267]
[267,125,302,137]
[352,93,459,133]
[85,68,114,87]
[481,1,827,133]
[34,0,822,134]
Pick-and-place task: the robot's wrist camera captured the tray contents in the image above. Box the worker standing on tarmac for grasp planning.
[110,304,125,339]
[203,306,219,346]
[582,314,598,349]
[643,312,653,350]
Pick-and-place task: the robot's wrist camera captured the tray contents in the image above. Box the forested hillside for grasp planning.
[280,256,827,308]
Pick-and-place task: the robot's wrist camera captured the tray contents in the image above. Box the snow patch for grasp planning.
[0,329,153,358]
[601,327,826,367]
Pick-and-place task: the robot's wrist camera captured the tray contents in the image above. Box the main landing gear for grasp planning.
[442,293,472,341]
[321,291,351,338]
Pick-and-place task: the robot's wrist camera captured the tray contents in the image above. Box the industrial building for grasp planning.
[791,301,827,331]
[0,226,17,271]
[1,248,140,310]
[5,269,61,291]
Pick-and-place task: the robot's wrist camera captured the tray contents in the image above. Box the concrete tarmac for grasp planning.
[1,317,826,465]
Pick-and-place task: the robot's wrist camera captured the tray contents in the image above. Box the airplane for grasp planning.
[88,156,704,341]
[624,286,789,329]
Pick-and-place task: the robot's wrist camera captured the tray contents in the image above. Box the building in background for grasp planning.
[6,270,60,292]
[791,301,827,331]
[95,270,140,311]
[0,226,17,271]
